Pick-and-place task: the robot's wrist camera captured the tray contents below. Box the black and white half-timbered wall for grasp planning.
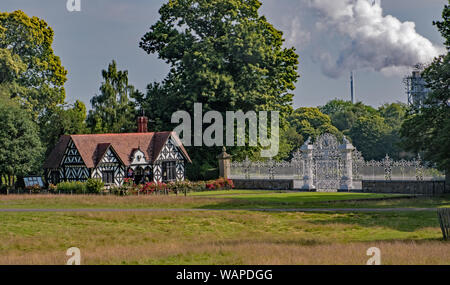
[43,117,191,186]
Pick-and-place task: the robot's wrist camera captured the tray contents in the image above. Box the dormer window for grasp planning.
[131,149,147,165]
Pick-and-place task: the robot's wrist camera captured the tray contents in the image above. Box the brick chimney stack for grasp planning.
[137,116,149,133]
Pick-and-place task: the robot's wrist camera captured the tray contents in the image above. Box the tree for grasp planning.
[288,107,342,142]
[435,0,450,49]
[319,99,377,133]
[378,102,410,160]
[0,11,67,117]
[137,0,299,178]
[400,2,450,176]
[0,45,28,104]
[40,100,88,156]
[349,115,390,161]
[378,102,408,128]
[0,48,26,84]
[86,60,138,134]
[0,98,43,189]
[275,126,304,160]
[320,100,407,160]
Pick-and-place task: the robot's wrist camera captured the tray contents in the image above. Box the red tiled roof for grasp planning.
[94,143,112,167]
[43,132,191,169]
[42,135,71,169]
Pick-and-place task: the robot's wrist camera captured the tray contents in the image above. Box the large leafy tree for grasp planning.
[0,97,43,188]
[319,99,377,133]
[320,100,408,160]
[401,1,450,176]
[0,11,67,117]
[288,107,342,142]
[349,115,391,161]
[0,47,27,104]
[87,60,138,134]
[137,0,299,178]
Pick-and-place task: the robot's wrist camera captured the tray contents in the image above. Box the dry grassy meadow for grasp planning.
[0,191,449,265]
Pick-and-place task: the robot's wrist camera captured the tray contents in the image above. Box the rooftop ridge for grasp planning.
[70,131,172,137]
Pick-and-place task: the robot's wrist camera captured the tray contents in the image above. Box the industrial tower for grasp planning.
[404,65,431,107]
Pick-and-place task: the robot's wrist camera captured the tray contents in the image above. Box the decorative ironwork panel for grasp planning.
[312,134,342,190]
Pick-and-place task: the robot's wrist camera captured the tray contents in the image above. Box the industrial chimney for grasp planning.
[350,71,355,104]
[137,116,149,133]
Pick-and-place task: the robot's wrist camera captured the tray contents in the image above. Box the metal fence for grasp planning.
[230,151,304,180]
[230,134,445,184]
[354,154,445,181]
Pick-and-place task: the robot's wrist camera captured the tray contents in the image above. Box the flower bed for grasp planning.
[109,177,235,196]
[21,178,234,196]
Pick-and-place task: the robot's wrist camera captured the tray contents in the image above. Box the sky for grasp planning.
[0,0,447,109]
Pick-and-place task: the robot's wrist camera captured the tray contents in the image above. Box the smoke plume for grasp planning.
[307,0,444,78]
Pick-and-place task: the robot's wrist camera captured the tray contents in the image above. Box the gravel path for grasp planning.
[0,207,438,213]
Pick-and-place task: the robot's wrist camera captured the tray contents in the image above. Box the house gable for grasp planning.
[63,140,85,165]
[154,136,186,181]
[61,139,89,182]
[92,145,125,185]
[155,136,186,162]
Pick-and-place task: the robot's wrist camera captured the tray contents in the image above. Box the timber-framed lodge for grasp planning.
[43,117,191,186]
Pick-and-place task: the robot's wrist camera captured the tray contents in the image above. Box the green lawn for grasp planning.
[0,191,416,210]
[0,192,449,264]
[0,210,446,265]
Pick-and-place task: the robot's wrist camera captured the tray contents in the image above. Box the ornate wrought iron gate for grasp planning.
[312,134,342,190]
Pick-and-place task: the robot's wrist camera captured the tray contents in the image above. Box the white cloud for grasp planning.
[306,0,444,77]
[283,16,311,49]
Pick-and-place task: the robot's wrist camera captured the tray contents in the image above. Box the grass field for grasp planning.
[0,191,449,265]
[0,191,424,209]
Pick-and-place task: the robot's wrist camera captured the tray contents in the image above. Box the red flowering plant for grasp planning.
[225,179,235,189]
[206,181,216,190]
[204,178,234,191]
[123,178,134,187]
[156,182,167,193]
[139,182,156,195]
[215,177,226,189]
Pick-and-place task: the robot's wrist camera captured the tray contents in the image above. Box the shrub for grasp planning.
[205,178,234,191]
[225,178,235,189]
[123,178,134,187]
[57,181,86,194]
[193,181,206,192]
[26,184,41,194]
[111,185,131,196]
[48,184,57,193]
[86,179,104,194]
[139,182,156,194]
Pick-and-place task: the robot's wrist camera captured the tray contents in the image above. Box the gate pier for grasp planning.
[300,138,315,190]
[339,137,355,191]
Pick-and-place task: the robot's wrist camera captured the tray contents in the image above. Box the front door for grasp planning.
[162,161,176,182]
